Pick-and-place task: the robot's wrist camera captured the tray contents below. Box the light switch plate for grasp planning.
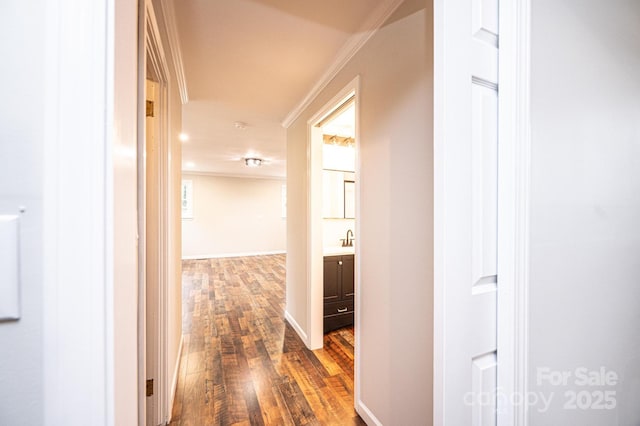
[0,215,20,320]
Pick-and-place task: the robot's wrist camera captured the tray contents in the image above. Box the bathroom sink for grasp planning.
[323,245,355,256]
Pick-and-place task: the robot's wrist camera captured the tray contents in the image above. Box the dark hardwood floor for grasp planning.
[171,254,364,426]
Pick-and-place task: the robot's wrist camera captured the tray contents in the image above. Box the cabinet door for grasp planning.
[323,256,341,302]
[341,255,355,299]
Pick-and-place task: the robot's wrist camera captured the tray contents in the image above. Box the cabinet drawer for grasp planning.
[323,312,353,333]
[323,300,354,316]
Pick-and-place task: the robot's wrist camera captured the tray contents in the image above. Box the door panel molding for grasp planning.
[434,0,532,424]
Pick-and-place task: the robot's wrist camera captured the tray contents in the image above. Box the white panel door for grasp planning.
[436,0,500,424]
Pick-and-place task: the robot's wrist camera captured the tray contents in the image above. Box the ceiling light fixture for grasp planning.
[179,133,189,142]
[234,121,247,130]
[244,158,263,167]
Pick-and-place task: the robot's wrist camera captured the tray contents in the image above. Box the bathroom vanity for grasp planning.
[323,252,354,333]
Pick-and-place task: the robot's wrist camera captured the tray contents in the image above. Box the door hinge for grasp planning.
[146,379,154,397]
[146,100,155,117]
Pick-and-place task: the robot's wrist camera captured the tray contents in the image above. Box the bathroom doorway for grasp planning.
[319,98,356,334]
[306,77,360,391]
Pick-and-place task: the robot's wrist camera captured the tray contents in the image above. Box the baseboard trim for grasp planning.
[284,310,308,346]
[356,399,384,426]
[167,334,184,423]
[182,250,286,260]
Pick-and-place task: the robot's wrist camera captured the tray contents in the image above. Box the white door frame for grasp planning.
[305,77,360,356]
[139,1,171,424]
[433,0,531,424]
[495,0,531,424]
[42,0,140,423]
[42,0,112,423]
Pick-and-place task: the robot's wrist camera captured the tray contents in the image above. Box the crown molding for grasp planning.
[281,0,404,128]
[146,0,170,85]
[158,0,189,104]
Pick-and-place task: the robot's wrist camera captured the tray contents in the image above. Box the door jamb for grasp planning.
[42,0,113,422]
[496,1,531,425]
[139,0,171,424]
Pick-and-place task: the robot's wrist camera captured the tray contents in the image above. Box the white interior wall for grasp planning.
[529,0,640,424]
[0,2,45,424]
[323,143,356,171]
[286,0,433,423]
[182,174,286,258]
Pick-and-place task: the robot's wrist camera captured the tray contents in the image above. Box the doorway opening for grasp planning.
[319,99,356,333]
[307,76,361,397]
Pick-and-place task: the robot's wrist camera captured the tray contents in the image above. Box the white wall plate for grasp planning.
[0,215,20,320]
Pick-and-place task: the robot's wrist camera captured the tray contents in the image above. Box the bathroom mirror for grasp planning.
[323,170,355,219]
[344,180,355,219]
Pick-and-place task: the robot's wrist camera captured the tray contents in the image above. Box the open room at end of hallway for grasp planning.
[181,174,287,260]
[172,254,364,426]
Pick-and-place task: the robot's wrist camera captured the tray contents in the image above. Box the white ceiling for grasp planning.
[173,0,390,178]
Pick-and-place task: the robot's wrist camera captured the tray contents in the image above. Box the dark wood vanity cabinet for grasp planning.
[323,254,354,333]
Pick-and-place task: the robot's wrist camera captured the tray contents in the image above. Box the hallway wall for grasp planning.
[286,0,433,423]
[0,2,45,424]
[182,174,286,258]
[528,0,640,424]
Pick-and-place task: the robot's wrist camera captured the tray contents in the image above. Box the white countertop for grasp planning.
[323,246,355,256]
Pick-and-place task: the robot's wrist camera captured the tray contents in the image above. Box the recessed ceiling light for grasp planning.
[244,158,263,167]
[179,133,189,142]
[185,161,196,169]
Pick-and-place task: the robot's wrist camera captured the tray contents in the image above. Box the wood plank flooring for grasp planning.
[171,254,364,426]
